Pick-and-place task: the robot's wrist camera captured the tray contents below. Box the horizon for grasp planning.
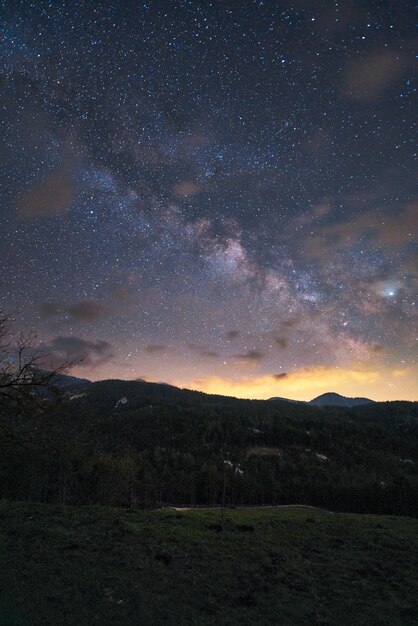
[63,369,417,403]
[1,1,417,403]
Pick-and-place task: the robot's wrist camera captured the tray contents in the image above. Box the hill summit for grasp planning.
[309,392,374,407]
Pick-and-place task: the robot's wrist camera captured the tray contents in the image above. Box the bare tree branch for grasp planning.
[0,310,71,405]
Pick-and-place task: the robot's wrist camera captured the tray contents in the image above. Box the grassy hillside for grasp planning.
[1,502,417,625]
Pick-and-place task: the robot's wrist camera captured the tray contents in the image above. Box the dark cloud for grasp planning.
[225,330,240,340]
[372,203,418,247]
[173,181,202,197]
[401,255,418,279]
[18,168,75,218]
[145,344,167,354]
[281,317,300,329]
[272,373,288,380]
[274,337,288,350]
[181,134,210,150]
[370,344,384,353]
[234,350,265,361]
[187,343,219,358]
[68,300,107,322]
[304,202,417,258]
[43,336,114,367]
[39,299,107,322]
[110,286,131,302]
[343,50,406,102]
[39,302,61,317]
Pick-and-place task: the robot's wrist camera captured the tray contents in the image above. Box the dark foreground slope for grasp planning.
[1,502,417,626]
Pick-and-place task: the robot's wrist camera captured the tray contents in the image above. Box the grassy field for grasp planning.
[0,502,417,625]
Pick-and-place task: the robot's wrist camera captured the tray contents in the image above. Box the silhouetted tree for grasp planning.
[0,310,69,405]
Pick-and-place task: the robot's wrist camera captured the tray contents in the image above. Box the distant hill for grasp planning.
[60,378,404,411]
[48,371,92,388]
[63,378,313,412]
[268,396,303,404]
[309,392,375,407]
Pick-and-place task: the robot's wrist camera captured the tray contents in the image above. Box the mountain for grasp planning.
[309,392,374,407]
[48,371,92,388]
[63,378,308,412]
[268,396,303,404]
[61,378,398,411]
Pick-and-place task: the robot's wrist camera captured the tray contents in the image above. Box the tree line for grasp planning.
[0,380,417,515]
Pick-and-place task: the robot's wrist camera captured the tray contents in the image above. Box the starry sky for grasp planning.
[1,0,417,400]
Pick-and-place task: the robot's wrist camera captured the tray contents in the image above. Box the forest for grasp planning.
[1,375,417,516]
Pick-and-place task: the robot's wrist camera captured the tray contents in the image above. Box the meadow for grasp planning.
[1,502,417,625]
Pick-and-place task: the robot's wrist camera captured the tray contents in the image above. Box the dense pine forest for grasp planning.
[1,378,417,516]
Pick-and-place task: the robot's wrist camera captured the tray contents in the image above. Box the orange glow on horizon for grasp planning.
[176,365,418,402]
[73,362,418,403]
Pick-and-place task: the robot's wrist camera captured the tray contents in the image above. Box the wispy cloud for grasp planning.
[42,336,114,368]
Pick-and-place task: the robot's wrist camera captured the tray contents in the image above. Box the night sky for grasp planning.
[1,1,417,400]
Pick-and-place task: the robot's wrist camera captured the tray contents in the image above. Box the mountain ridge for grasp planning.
[51,374,416,408]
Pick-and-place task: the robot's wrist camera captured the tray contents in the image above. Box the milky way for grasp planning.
[1,1,417,400]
